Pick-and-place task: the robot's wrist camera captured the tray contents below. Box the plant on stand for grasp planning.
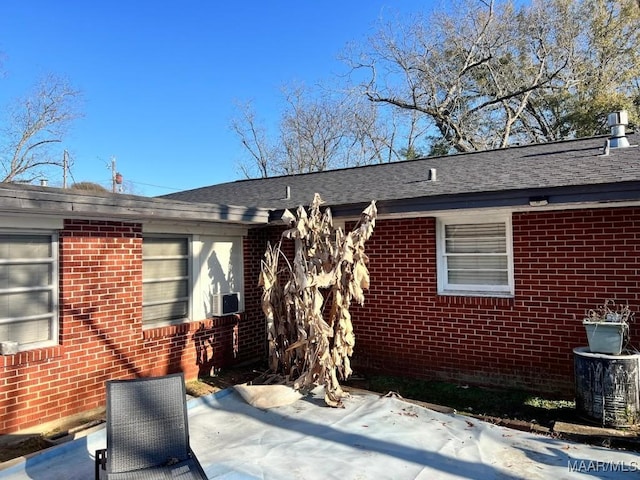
[576,300,639,428]
[583,299,634,355]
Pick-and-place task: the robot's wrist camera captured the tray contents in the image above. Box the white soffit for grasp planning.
[0,214,64,230]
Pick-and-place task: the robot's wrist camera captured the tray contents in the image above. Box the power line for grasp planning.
[125,180,188,192]
[64,153,191,193]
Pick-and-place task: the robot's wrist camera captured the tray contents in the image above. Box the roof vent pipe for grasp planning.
[429,168,437,181]
[284,185,291,200]
[607,110,630,149]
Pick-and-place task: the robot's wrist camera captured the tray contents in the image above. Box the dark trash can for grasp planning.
[574,347,640,428]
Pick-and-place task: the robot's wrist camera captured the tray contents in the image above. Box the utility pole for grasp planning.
[111,157,117,193]
[111,157,123,193]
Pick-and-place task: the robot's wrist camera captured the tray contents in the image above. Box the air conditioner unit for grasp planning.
[212,292,241,316]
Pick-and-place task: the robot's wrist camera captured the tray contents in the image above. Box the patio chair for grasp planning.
[95,372,208,479]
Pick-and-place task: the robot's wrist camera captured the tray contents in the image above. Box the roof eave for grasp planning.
[0,184,270,225]
[267,181,640,222]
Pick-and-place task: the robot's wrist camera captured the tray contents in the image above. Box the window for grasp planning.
[0,232,58,350]
[436,215,513,296]
[142,236,190,326]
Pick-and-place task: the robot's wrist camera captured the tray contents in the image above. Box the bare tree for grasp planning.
[1,74,83,183]
[351,0,573,151]
[345,91,430,163]
[230,101,276,178]
[278,84,352,174]
[558,0,640,136]
[232,82,426,177]
[234,0,639,175]
[350,0,640,151]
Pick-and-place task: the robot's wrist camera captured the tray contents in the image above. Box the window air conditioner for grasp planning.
[212,292,240,316]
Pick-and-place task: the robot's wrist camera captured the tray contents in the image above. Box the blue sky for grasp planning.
[0,1,431,196]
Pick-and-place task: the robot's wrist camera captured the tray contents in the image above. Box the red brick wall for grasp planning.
[240,225,290,365]
[349,207,640,396]
[0,220,245,434]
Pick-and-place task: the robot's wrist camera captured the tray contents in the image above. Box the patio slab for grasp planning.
[1,386,638,479]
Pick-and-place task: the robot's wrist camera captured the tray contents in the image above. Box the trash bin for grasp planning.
[574,346,640,427]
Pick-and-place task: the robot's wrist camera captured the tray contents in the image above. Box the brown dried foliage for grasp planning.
[258,193,377,406]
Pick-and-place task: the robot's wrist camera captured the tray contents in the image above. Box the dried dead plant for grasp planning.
[585,299,634,324]
[258,193,377,406]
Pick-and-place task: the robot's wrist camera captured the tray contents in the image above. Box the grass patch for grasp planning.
[186,379,219,397]
[359,375,576,427]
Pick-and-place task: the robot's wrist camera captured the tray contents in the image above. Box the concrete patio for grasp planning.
[0,386,638,479]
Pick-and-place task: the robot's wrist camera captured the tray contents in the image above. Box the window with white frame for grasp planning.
[436,215,514,296]
[142,236,190,326]
[0,232,58,350]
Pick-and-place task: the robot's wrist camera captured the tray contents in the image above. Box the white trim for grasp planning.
[436,213,514,297]
[332,219,346,231]
[191,235,203,321]
[0,215,63,230]
[143,221,248,236]
[373,199,640,222]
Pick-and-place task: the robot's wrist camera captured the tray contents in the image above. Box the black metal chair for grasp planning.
[95,372,207,479]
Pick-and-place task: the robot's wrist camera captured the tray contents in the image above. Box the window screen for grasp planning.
[142,236,190,325]
[0,233,57,348]
[438,218,513,296]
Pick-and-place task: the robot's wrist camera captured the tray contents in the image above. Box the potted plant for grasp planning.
[583,299,634,355]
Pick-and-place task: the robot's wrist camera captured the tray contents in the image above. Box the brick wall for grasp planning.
[0,220,245,434]
[240,225,290,365]
[348,207,640,396]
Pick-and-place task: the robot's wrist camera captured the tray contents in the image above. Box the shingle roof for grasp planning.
[162,133,640,215]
